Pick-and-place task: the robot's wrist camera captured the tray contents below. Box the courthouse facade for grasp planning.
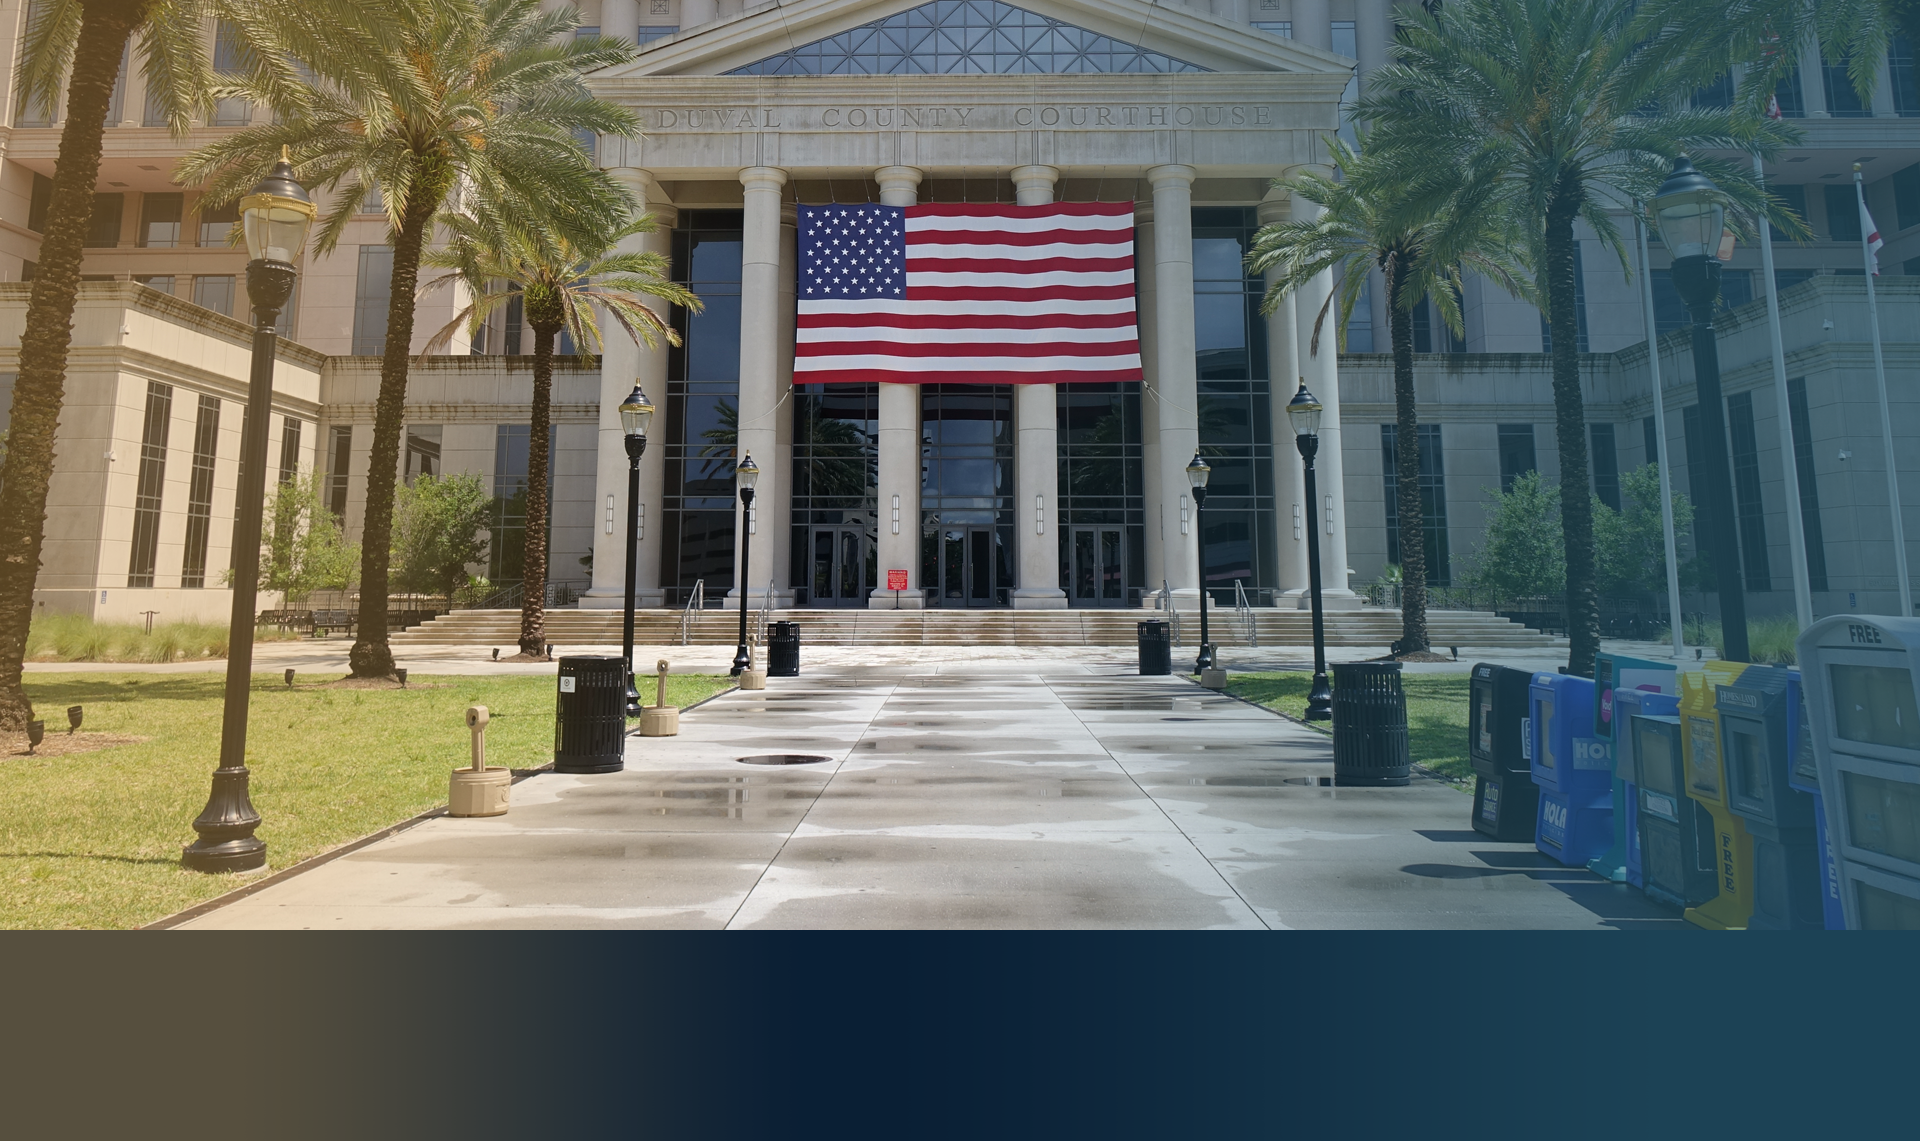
[7,0,1920,624]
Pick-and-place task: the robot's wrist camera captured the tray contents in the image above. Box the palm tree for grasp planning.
[0,0,246,728]
[177,0,639,678]
[1360,0,1797,677]
[1249,133,1527,656]
[418,212,697,656]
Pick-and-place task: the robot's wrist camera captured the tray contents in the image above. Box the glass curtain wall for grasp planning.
[790,384,878,606]
[920,385,1014,606]
[662,211,744,605]
[1191,207,1278,603]
[1056,383,1144,606]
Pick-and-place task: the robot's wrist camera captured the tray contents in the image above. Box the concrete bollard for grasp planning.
[449,704,511,817]
[739,633,767,689]
[1199,667,1228,690]
[640,658,680,736]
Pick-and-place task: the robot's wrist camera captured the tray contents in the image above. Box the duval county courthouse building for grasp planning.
[4,0,1919,625]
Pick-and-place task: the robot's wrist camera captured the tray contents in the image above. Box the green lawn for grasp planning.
[1226,672,1475,783]
[0,671,733,929]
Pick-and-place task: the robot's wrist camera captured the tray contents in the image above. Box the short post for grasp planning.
[740,632,767,690]
[641,658,680,736]
[448,704,511,817]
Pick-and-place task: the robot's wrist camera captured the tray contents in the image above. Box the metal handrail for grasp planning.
[1160,579,1182,646]
[755,578,774,652]
[677,579,704,645]
[1233,579,1258,648]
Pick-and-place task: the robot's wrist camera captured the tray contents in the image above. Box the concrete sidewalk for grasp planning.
[174,663,1681,930]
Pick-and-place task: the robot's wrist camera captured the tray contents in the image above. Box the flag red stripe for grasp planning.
[796,339,1140,359]
[908,228,1132,247]
[797,367,1145,385]
[907,202,1135,218]
[799,310,1137,330]
[906,284,1138,302]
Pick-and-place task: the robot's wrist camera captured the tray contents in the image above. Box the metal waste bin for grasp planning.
[1332,661,1411,786]
[1137,621,1171,676]
[554,655,627,774]
[768,621,800,677]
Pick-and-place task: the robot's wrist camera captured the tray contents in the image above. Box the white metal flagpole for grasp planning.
[1755,152,1814,629]
[1636,205,1688,658]
[1856,163,1913,617]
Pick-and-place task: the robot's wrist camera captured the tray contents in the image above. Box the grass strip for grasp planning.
[1225,671,1475,783]
[0,671,733,929]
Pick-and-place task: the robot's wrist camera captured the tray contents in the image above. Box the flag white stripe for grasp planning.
[904,241,1136,260]
[797,325,1138,345]
[798,353,1144,372]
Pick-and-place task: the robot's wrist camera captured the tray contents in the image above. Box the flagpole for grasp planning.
[1856,163,1913,617]
[1755,153,1814,629]
[1636,204,1688,659]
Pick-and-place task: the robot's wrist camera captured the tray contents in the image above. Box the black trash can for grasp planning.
[554,655,627,774]
[1137,621,1171,676]
[768,621,801,677]
[1331,661,1411,786]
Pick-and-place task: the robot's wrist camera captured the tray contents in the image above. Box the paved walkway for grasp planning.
[177,662,1680,930]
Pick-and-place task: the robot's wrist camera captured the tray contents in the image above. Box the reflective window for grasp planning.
[727,1,1207,76]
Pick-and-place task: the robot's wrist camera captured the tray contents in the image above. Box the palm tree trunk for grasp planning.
[1386,256,1430,654]
[518,323,555,655]
[0,0,148,729]
[348,172,447,678]
[1545,187,1598,677]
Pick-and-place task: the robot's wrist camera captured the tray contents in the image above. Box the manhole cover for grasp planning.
[736,753,833,766]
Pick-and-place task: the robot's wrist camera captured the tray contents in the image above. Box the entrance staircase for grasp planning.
[390,606,1565,650]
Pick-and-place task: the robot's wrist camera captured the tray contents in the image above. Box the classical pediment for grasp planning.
[604,0,1354,78]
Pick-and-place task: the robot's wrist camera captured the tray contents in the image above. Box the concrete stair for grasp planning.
[390,606,1566,650]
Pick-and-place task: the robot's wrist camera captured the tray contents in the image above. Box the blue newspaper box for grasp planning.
[1531,673,1612,867]
[1632,705,1720,908]
[1786,671,1845,929]
[1612,687,1681,890]
[1589,654,1678,882]
[1718,665,1824,930]
[1469,663,1539,842]
[1796,616,1920,929]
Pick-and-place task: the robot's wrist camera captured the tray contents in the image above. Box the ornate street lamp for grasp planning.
[618,384,654,716]
[731,454,760,676]
[1652,155,1749,662]
[1187,453,1214,673]
[1288,381,1333,721]
[183,150,314,873]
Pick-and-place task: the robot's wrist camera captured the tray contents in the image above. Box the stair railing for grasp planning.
[677,579,704,645]
[1159,579,1182,646]
[1233,579,1258,648]
[755,578,774,651]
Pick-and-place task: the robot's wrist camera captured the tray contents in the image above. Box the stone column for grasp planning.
[583,168,674,609]
[772,206,797,604]
[1293,0,1331,49]
[600,0,638,41]
[732,165,787,607]
[870,165,926,608]
[1148,164,1200,606]
[1136,203,1164,597]
[1010,164,1068,609]
[1258,191,1308,602]
[1291,179,1359,608]
[1355,0,1387,79]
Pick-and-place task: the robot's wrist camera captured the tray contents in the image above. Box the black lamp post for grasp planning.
[1652,156,1749,663]
[731,454,759,676]
[1187,453,1214,673]
[183,150,314,873]
[1289,381,1333,721]
[618,384,654,716]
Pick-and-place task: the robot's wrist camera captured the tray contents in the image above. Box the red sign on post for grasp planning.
[886,569,909,591]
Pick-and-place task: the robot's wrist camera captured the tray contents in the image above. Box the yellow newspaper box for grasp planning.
[1680,663,1755,930]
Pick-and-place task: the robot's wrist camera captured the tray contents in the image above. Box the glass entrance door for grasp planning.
[935,527,1002,607]
[1069,526,1126,606]
[809,526,871,607]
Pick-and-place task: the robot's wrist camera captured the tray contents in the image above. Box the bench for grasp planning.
[256,609,314,633]
[312,609,356,637]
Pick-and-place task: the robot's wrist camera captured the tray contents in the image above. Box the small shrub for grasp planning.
[25,616,289,662]
[1685,614,1801,664]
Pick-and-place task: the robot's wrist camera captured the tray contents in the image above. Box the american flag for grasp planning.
[794,201,1143,385]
